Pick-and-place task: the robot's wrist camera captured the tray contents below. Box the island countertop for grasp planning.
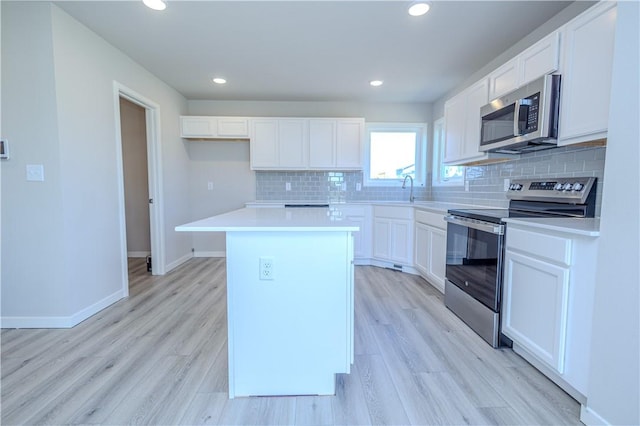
[175,207,360,232]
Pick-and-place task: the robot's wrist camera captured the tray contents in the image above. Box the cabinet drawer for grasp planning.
[506,227,572,266]
[415,210,446,229]
[374,206,414,220]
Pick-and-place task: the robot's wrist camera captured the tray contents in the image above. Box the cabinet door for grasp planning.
[309,119,336,168]
[181,116,217,138]
[250,119,278,169]
[336,119,364,169]
[558,2,617,145]
[488,58,519,100]
[426,226,446,291]
[414,223,430,275]
[502,250,570,373]
[461,79,489,161]
[217,117,249,138]
[372,219,391,260]
[519,32,560,85]
[390,220,412,265]
[278,119,307,168]
[443,92,466,163]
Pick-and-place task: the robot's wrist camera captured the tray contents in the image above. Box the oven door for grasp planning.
[444,215,504,312]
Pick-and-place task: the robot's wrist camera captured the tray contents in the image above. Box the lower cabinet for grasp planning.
[331,204,371,261]
[501,222,599,401]
[414,209,447,293]
[372,206,414,267]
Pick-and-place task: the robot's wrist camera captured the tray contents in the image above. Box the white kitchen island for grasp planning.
[176,207,358,398]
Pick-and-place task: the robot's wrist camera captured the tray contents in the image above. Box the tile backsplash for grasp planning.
[255,145,606,215]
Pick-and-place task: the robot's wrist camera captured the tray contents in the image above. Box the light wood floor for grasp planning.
[1,258,581,425]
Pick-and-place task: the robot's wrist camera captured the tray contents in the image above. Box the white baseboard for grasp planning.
[128,251,150,258]
[1,289,125,329]
[580,404,610,425]
[194,251,226,258]
[165,252,194,273]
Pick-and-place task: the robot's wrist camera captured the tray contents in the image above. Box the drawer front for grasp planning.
[415,210,446,229]
[374,206,413,220]
[506,226,572,266]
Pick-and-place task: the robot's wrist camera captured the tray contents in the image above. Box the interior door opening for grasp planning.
[119,97,151,278]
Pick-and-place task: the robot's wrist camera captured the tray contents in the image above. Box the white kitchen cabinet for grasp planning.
[488,58,519,100]
[519,31,560,85]
[372,206,414,267]
[558,1,617,146]
[444,78,500,165]
[414,210,447,293]
[250,118,307,169]
[488,32,560,101]
[501,221,599,400]
[332,204,372,261]
[180,116,249,139]
[309,118,364,170]
[308,119,336,168]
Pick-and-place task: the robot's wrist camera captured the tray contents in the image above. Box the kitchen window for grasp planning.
[432,117,464,186]
[364,123,426,187]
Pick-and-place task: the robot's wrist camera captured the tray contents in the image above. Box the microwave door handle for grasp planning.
[513,99,522,136]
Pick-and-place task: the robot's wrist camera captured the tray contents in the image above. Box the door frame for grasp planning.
[113,82,165,296]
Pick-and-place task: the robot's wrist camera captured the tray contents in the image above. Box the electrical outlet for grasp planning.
[207,181,214,191]
[356,182,362,191]
[464,180,470,192]
[259,257,275,280]
[503,178,510,191]
[285,182,291,191]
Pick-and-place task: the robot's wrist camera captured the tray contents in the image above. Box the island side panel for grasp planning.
[226,230,354,398]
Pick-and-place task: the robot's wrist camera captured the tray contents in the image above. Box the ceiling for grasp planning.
[54,1,573,104]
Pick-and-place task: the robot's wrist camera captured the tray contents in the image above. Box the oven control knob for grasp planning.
[563,183,573,191]
[573,182,584,191]
[554,183,563,191]
[515,183,523,190]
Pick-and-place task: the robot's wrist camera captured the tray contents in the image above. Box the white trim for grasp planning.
[113,82,166,288]
[194,251,226,258]
[1,290,124,329]
[165,252,193,273]
[128,251,151,258]
[580,404,610,426]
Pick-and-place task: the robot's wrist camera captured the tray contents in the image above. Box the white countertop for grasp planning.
[176,207,360,232]
[503,217,600,237]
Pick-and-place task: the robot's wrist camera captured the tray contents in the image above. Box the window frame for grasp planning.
[363,122,427,188]
[432,117,465,187]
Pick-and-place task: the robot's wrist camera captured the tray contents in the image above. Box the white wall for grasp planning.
[1,2,191,327]
[582,2,640,425]
[186,100,431,254]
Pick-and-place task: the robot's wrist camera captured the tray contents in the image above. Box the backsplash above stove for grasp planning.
[255,145,605,215]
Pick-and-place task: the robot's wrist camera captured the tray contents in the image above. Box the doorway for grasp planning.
[114,83,165,297]
[119,97,151,270]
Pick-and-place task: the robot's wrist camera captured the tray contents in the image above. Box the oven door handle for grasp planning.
[444,215,504,235]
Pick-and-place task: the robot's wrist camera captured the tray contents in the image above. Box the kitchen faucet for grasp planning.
[402,175,415,203]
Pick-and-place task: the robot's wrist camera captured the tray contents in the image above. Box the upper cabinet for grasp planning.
[180,116,249,139]
[308,118,364,169]
[488,32,560,101]
[250,117,364,171]
[558,1,617,146]
[444,79,506,165]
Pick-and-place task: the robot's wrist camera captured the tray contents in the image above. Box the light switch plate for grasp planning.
[26,164,45,182]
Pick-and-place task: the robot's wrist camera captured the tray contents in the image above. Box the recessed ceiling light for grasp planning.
[370,80,384,87]
[212,78,227,85]
[408,2,430,17]
[143,0,167,11]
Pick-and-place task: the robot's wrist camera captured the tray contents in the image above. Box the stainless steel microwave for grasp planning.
[479,74,561,154]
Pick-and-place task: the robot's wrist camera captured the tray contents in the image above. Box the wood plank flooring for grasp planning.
[1,258,581,425]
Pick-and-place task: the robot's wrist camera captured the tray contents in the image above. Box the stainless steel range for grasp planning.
[443,177,597,347]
